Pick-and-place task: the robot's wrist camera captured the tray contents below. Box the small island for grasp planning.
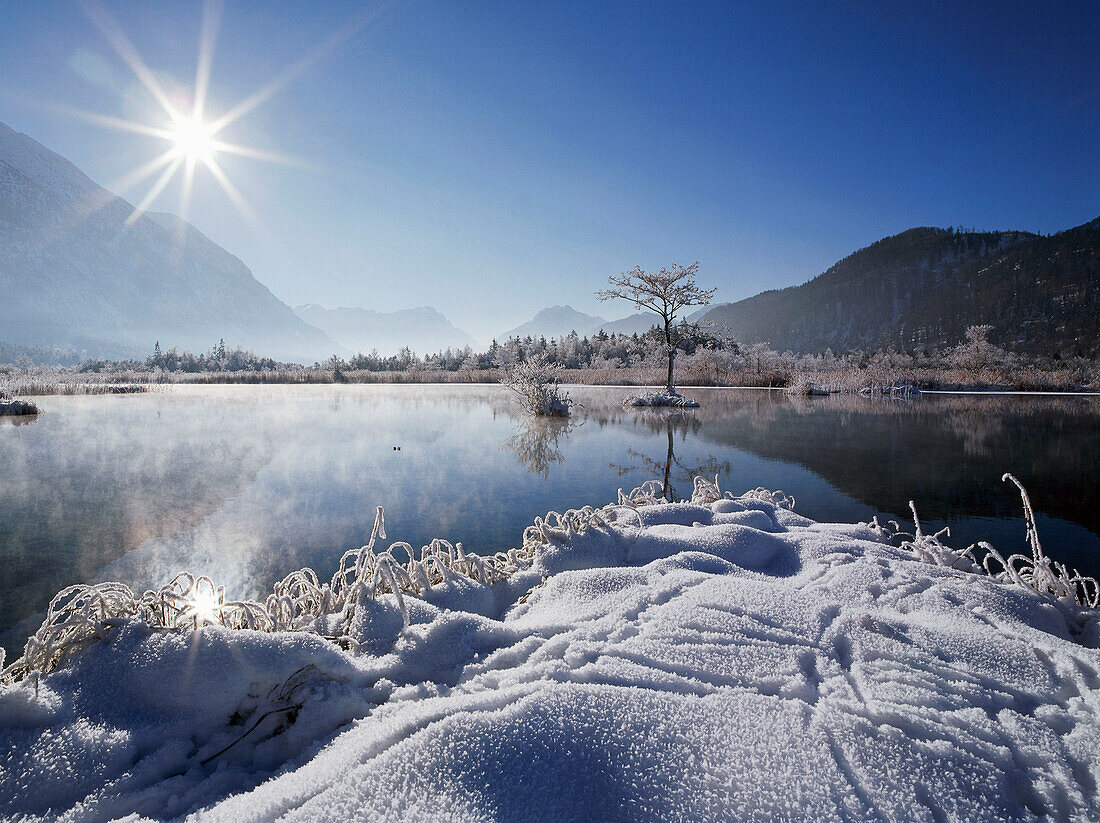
[0,397,39,416]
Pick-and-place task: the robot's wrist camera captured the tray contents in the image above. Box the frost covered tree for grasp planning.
[597,262,716,394]
[949,325,1014,370]
[503,354,571,416]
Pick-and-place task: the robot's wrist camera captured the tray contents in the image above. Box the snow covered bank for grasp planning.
[2,479,1100,821]
[624,390,699,407]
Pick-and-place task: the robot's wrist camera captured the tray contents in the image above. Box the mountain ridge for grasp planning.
[0,121,339,362]
[697,219,1099,355]
[500,305,608,341]
[294,303,478,355]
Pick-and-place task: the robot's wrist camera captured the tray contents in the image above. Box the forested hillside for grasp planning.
[700,218,1100,356]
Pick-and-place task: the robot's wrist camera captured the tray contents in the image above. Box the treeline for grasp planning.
[342,323,729,372]
[78,340,287,373]
[0,341,86,368]
[6,324,1097,393]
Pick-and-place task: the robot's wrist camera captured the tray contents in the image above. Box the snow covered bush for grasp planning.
[503,354,572,416]
[785,374,829,396]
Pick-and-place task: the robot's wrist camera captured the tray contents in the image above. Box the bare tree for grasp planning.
[596,262,716,394]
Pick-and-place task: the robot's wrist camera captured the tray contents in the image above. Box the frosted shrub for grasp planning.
[690,474,795,510]
[785,374,828,396]
[1,573,277,682]
[619,479,667,505]
[894,503,981,573]
[503,355,571,417]
[1,501,618,684]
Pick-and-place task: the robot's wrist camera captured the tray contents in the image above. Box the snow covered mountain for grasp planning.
[0,121,339,362]
[294,304,478,356]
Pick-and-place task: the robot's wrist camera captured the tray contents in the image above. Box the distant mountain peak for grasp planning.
[502,305,608,340]
[294,304,478,355]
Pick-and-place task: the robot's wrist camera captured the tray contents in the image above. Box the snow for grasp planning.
[3,485,1100,822]
[624,390,700,408]
[0,399,39,415]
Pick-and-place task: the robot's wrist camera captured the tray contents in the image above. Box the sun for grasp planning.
[170,114,217,163]
[67,0,385,234]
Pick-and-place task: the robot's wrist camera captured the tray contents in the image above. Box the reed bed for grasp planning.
[4,355,1097,395]
[1,372,154,397]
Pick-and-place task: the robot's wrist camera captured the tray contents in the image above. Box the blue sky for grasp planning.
[2,1,1097,341]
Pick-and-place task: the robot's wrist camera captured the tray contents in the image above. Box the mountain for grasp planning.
[595,313,660,336]
[697,219,1100,356]
[501,305,608,341]
[294,304,478,356]
[0,121,339,362]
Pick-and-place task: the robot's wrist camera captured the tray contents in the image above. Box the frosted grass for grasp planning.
[3,472,1095,687]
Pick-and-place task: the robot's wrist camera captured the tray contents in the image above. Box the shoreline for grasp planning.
[10,380,1100,399]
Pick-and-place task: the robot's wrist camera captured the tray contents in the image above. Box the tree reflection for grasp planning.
[0,414,38,427]
[611,411,730,501]
[503,417,578,478]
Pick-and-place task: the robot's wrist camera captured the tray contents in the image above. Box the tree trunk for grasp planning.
[664,318,675,393]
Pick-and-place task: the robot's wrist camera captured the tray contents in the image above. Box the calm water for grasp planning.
[2,384,1098,657]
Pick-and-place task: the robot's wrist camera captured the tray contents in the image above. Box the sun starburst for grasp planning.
[67,0,395,237]
[170,115,217,163]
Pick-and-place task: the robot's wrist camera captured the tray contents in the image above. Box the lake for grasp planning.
[2,384,1098,658]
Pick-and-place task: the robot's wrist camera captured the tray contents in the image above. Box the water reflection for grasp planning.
[0,414,38,427]
[1,385,1097,658]
[608,411,730,501]
[503,417,578,478]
